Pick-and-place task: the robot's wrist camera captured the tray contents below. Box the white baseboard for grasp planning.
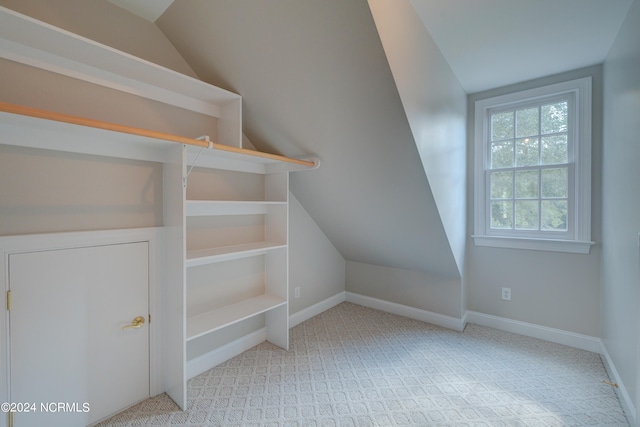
[345,292,466,332]
[464,311,602,353]
[599,342,637,425]
[289,292,346,328]
[186,328,267,379]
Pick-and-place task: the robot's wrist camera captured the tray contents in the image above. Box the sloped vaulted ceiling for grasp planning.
[157,0,461,277]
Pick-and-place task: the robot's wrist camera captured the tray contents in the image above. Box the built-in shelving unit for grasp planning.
[183,145,294,363]
[0,5,319,417]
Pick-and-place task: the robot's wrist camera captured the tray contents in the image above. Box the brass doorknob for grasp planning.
[122,315,145,330]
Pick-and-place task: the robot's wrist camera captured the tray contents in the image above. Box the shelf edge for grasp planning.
[186,295,287,341]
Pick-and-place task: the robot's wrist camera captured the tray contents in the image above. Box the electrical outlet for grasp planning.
[294,287,301,299]
[501,287,511,301]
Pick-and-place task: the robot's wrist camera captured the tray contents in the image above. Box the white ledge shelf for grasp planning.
[0,6,238,117]
[186,200,286,217]
[186,242,286,267]
[186,294,287,341]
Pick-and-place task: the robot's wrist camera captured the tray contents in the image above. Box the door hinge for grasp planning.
[148,313,151,324]
[6,290,11,311]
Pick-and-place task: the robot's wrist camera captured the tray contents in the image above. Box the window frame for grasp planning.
[472,77,593,254]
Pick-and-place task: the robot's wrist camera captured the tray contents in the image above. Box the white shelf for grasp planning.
[186,294,287,341]
[186,242,286,267]
[186,200,286,216]
[0,6,239,117]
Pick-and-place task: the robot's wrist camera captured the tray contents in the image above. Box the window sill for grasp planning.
[472,235,594,254]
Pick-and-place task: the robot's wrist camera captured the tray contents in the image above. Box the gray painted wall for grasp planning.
[351,0,468,319]
[467,65,604,337]
[368,0,467,276]
[602,0,640,417]
[0,142,164,235]
[346,261,461,318]
[289,193,345,314]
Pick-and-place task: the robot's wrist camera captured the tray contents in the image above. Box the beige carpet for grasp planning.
[98,303,629,426]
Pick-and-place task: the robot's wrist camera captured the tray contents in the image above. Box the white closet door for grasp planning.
[8,242,149,427]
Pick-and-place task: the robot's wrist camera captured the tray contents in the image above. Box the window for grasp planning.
[473,77,593,253]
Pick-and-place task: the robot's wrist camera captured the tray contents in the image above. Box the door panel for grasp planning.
[9,242,149,426]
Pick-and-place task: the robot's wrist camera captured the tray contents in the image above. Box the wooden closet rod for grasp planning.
[0,102,315,167]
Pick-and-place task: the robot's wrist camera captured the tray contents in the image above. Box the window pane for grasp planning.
[541,200,568,231]
[515,170,539,198]
[491,201,513,229]
[491,111,514,140]
[491,141,514,168]
[515,200,539,230]
[516,137,539,166]
[491,171,513,199]
[541,168,568,198]
[541,101,568,134]
[516,107,538,138]
[541,135,568,165]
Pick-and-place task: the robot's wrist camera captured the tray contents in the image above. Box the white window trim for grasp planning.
[472,77,594,254]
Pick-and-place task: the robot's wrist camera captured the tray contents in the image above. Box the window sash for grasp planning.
[486,95,574,168]
[484,163,575,240]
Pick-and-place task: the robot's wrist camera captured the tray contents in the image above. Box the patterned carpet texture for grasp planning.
[99,303,629,426]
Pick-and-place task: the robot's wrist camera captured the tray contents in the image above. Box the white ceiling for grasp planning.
[107,0,173,22]
[410,0,634,93]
